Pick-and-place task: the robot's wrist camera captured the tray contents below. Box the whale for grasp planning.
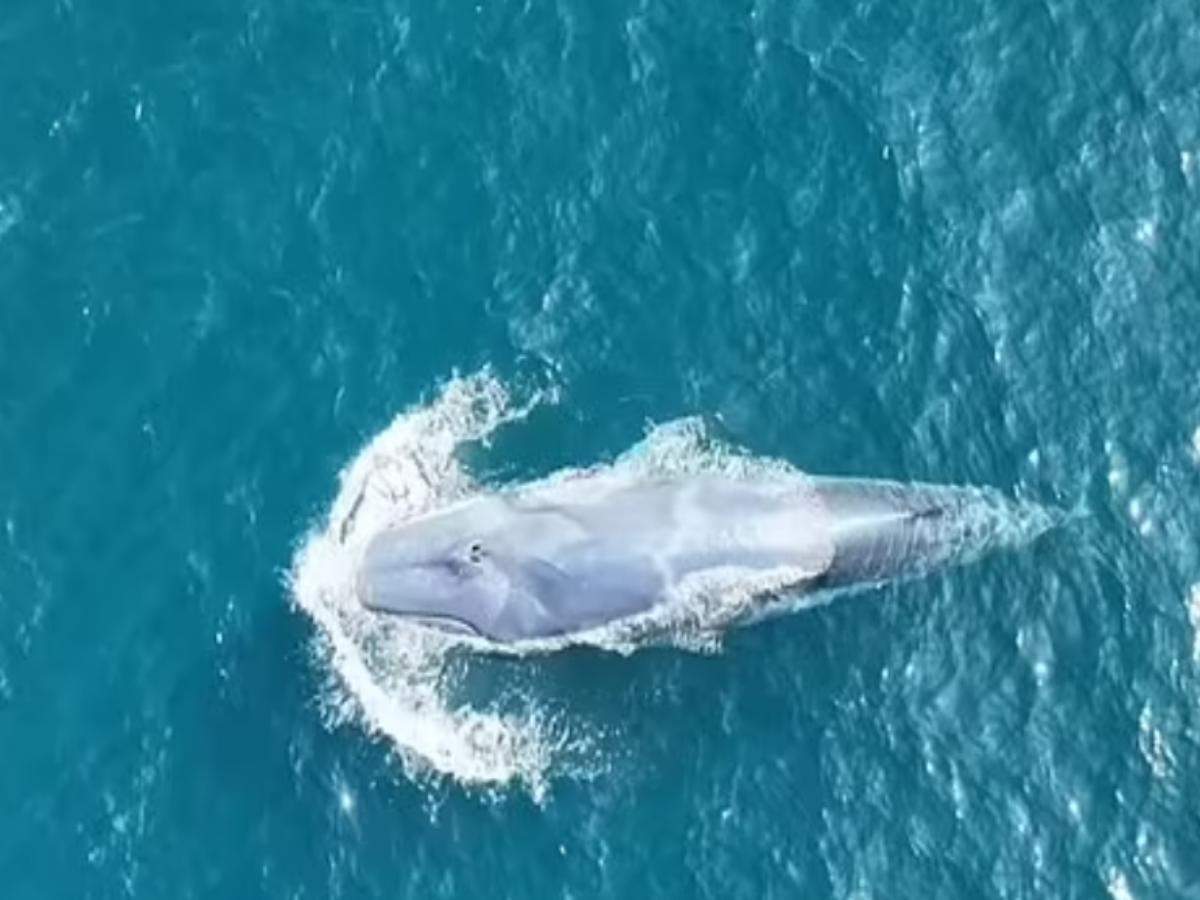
[355,469,1043,643]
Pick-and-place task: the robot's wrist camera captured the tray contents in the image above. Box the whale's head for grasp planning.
[355,497,569,640]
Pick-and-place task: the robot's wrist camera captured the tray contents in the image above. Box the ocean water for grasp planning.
[2,0,1199,896]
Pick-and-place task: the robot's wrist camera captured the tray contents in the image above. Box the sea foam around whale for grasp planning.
[289,372,1056,795]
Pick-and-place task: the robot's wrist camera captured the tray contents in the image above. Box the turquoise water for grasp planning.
[3,0,1200,896]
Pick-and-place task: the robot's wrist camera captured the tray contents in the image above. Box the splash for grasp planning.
[289,371,568,796]
[290,373,1058,791]
[286,385,820,791]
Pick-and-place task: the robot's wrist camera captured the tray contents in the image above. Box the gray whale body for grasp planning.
[356,470,1035,643]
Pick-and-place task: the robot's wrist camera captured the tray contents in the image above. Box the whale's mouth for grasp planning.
[398,613,482,637]
[356,580,485,637]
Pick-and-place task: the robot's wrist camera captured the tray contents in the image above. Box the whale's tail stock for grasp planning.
[810,477,1058,591]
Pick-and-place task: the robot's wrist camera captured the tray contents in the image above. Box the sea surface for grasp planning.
[3,0,1200,897]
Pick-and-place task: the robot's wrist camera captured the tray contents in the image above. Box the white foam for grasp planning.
[287,386,827,792]
[1189,583,1200,664]
[290,372,1059,792]
[0,193,20,241]
[1106,440,1130,495]
[1106,869,1135,900]
[289,371,568,797]
[1134,218,1158,248]
[1127,492,1155,537]
[1137,705,1173,780]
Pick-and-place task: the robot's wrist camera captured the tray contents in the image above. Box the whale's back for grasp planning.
[357,471,1039,643]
